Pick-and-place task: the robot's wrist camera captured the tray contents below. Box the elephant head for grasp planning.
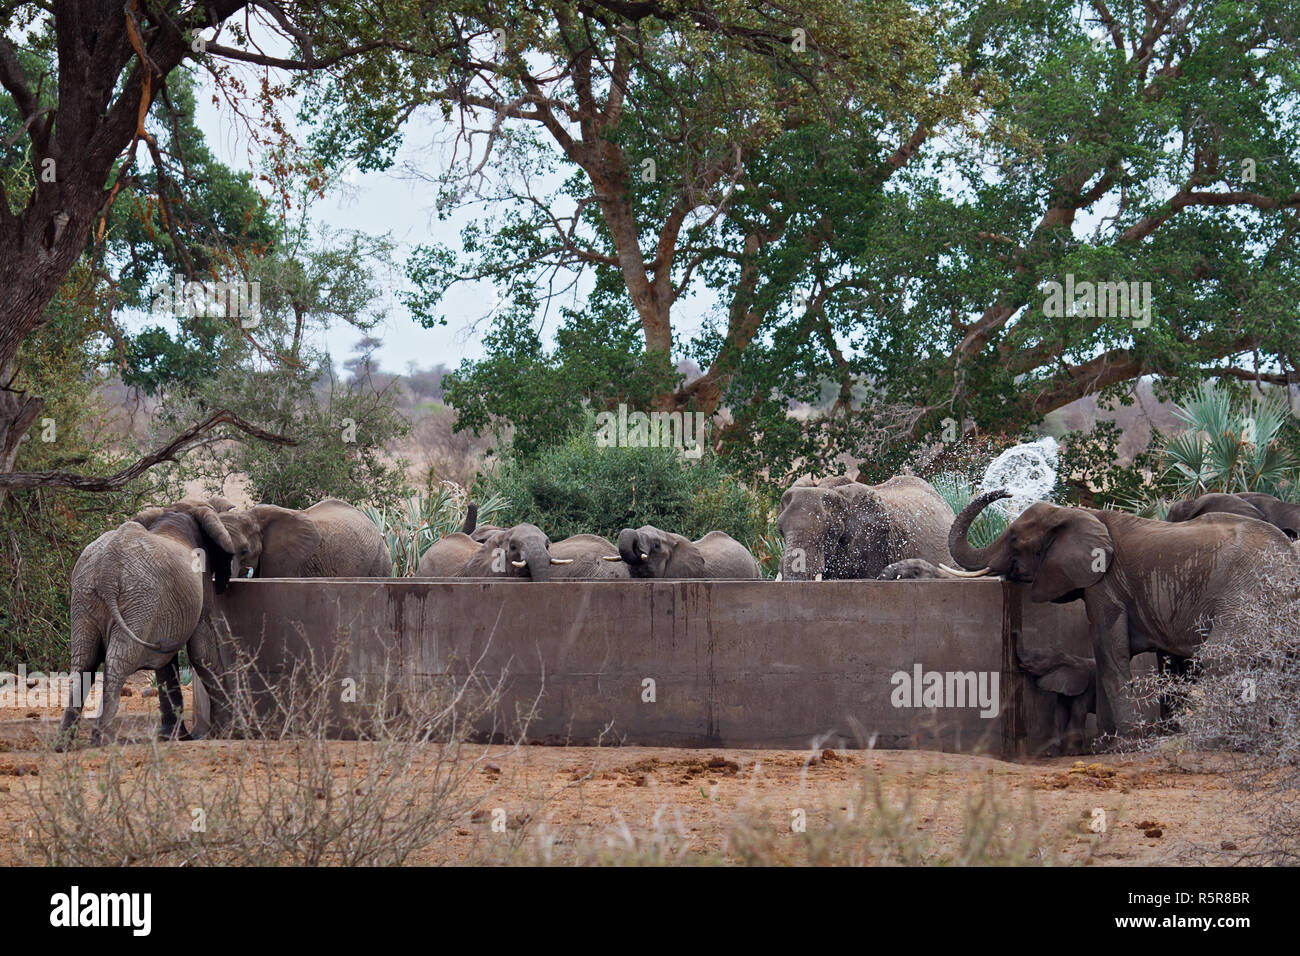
[218,505,322,578]
[776,483,888,580]
[130,500,238,594]
[949,490,1113,603]
[1236,492,1300,539]
[473,523,569,581]
[616,526,705,578]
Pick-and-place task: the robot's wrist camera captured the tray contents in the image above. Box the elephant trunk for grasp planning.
[948,489,1012,570]
[525,543,551,582]
[617,529,646,568]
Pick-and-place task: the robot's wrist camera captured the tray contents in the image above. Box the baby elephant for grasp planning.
[877,559,995,580]
[613,526,760,579]
[1016,637,1096,756]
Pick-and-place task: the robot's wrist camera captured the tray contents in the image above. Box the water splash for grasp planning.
[980,437,1059,518]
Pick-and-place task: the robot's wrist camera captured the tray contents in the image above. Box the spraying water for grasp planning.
[980,437,1059,518]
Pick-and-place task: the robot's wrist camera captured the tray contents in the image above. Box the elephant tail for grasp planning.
[106,585,183,655]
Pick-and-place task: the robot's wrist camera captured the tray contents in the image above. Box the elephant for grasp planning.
[456,523,576,581]
[777,475,954,580]
[614,525,760,579]
[949,488,1296,736]
[551,534,630,579]
[217,498,389,578]
[58,501,238,746]
[1237,492,1300,538]
[1015,636,1096,755]
[416,532,482,577]
[1165,492,1269,525]
[877,558,993,580]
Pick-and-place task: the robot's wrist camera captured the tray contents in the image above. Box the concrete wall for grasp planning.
[196,578,1129,755]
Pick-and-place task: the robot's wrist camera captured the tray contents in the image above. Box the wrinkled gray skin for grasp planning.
[416,532,481,577]
[616,526,760,579]
[1168,491,1300,540]
[878,558,951,580]
[418,529,626,579]
[951,489,1296,736]
[550,534,630,579]
[58,503,237,747]
[777,476,954,580]
[218,498,391,578]
[457,523,563,581]
[1016,636,1096,755]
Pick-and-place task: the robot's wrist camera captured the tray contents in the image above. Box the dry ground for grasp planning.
[0,678,1251,865]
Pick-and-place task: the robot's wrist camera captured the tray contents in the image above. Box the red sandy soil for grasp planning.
[0,677,1254,866]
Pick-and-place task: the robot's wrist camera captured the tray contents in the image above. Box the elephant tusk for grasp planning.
[602,555,624,562]
[639,552,649,561]
[245,568,254,578]
[939,563,991,577]
[550,557,574,565]
[774,572,782,581]
[814,573,823,582]
[511,559,528,568]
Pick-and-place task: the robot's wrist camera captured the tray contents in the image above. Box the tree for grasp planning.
[311,0,1300,486]
[0,0,483,493]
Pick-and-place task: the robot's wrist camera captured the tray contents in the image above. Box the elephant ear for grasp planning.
[1029,508,1113,603]
[1164,500,1193,522]
[664,536,706,578]
[1035,662,1093,697]
[191,506,236,594]
[250,505,322,576]
[129,506,166,528]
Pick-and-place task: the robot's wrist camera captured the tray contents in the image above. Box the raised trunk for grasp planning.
[948,489,1012,570]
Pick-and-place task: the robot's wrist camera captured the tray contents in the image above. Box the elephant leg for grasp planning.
[56,614,103,750]
[1089,600,1138,736]
[1047,697,1068,757]
[187,618,230,739]
[155,658,190,741]
[90,640,134,747]
[1064,695,1089,755]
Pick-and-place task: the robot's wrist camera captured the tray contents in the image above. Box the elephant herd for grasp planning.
[414,510,761,581]
[56,477,1300,751]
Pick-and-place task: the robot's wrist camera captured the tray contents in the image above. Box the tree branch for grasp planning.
[0,410,296,490]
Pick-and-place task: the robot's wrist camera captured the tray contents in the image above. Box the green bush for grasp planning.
[475,418,771,554]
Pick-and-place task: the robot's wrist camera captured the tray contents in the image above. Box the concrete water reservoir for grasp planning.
[195,578,1125,755]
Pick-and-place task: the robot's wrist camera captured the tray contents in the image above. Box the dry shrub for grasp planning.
[1133,552,1300,863]
[21,643,538,866]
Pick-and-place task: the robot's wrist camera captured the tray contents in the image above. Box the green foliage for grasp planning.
[1156,382,1299,500]
[1057,421,1153,509]
[0,302,155,670]
[362,490,508,577]
[162,363,412,511]
[475,418,771,552]
[438,291,681,461]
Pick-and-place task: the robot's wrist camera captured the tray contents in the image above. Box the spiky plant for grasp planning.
[1156,382,1299,501]
[930,472,1009,549]
[362,487,508,576]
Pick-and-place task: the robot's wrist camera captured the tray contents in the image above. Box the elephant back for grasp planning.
[869,476,955,566]
[301,499,391,577]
